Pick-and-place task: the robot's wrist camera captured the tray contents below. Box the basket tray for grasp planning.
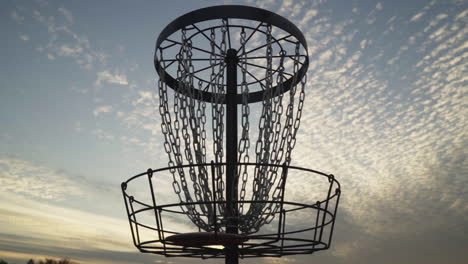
[165,232,249,247]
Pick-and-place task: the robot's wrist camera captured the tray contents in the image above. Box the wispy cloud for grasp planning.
[95,71,128,86]
[0,157,173,263]
[58,44,83,56]
[19,34,29,41]
[93,105,113,116]
[454,9,467,21]
[246,0,468,252]
[0,158,82,200]
[299,9,318,26]
[410,12,425,22]
[27,8,107,70]
[58,7,73,24]
[0,192,134,254]
[376,2,383,10]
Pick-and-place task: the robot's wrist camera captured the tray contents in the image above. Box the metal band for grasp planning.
[154,5,309,104]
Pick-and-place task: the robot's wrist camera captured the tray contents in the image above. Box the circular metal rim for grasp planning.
[154,5,309,104]
[136,237,329,258]
[121,162,340,258]
[122,162,341,190]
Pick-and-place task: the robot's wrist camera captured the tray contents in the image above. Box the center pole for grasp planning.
[225,48,239,264]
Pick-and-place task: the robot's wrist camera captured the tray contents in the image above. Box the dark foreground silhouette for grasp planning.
[0,258,74,264]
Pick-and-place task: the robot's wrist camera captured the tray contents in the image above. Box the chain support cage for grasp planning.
[121,162,341,258]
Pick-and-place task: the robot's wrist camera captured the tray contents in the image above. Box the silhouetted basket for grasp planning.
[122,4,342,262]
[121,162,340,258]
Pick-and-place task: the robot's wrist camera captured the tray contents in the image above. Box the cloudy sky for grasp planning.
[1,0,467,263]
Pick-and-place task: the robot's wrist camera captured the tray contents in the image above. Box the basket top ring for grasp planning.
[154,5,309,104]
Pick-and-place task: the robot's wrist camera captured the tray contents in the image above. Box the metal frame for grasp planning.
[154,5,309,104]
[123,5,341,263]
[121,162,341,259]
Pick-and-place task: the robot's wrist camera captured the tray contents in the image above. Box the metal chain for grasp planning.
[240,35,307,233]
[211,22,227,218]
[179,28,207,229]
[158,48,197,227]
[251,23,284,230]
[257,41,306,230]
[183,32,213,221]
[245,23,275,232]
[194,80,212,217]
[238,27,250,216]
[256,48,286,227]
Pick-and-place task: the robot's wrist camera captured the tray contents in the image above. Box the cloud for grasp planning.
[299,9,318,26]
[436,13,448,20]
[58,44,83,56]
[360,39,367,49]
[95,71,128,86]
[454,9,467,21]
[58,7,73,24]
[28,7,107,70]
[0,156,179,264]
[376,2,383,10]
[0,192,135,254]
[235,1,468,249]
[318,49,333,62]
[422,11,450,33]
[0,158,82,200]
[93,105,113,116]
[132,91,154,106]
[19,34,29,41]
[410,12,425,22]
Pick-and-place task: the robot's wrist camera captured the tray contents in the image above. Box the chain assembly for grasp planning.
[156,19,307,234]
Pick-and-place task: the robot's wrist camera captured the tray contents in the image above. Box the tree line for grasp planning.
[0,258,74,264]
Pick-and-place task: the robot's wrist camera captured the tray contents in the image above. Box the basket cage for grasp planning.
[121,162,340,258]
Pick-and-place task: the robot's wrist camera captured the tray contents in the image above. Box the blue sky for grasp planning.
[1,0,467,263]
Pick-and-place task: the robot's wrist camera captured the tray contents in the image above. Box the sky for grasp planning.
[0,0,467,263]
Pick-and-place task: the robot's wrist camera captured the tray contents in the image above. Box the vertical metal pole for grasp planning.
[225,48,239,264]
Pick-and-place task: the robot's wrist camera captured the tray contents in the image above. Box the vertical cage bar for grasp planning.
[313,201,320,250]
[327,187,341,247]
[318,175,334,243]
[128,196,141,246]
[122,183,138,247]
[277,163,288,241]
[147,168,163,242]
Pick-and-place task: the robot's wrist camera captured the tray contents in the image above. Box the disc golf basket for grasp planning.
[121,5,340,264]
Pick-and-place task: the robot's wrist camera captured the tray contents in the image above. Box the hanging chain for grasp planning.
[238,27,250,217]
[184,31,214,221]
[245,23,275,232]
[158,48,198,227]
[212,21,227,217]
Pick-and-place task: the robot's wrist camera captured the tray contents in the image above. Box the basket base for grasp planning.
[165,232,248,247]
